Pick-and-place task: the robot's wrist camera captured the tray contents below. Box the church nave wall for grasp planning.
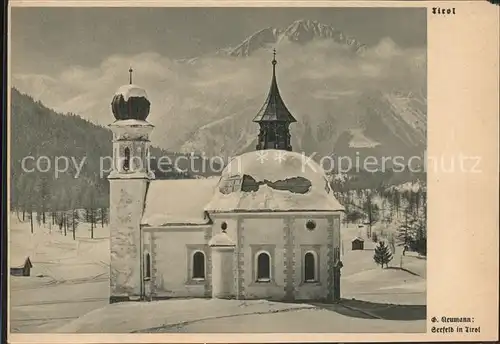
[145,227,210,298]
[240,217,286,300]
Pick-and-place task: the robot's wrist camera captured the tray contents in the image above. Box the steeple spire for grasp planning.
[271,48,278,86]
[129,67,133,85]
[253,49,297,151]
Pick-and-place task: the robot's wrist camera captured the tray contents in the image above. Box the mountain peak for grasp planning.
[281,19,365,50]
[228,19,366,57]
[287,18,323,28]
[229,27,279,57]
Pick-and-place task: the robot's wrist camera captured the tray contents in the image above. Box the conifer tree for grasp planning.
[37,176,50,225]
[98,207,108,227]
[22,176,36,232]
[415,189,421,215]
[63,212,67,236]
[69,186,81,240]
[388,233,396,254]
[411,199,427,257]
[373,241,393,268]
[56,212,64,232]
[397,206,417,255]
[414,223,427,256]
[363,193,379,238]
[345,208,363,224]
[36,211,42,226]
[70,209,79,240]
[29,210,34,234]
[392,190,401,217]
[418,188,428,256]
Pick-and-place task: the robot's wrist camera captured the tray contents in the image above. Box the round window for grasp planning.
[306,220,316,231]
[221,222,228,231]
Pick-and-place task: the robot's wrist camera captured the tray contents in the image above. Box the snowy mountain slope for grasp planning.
[227,19,366,57]
[13,19,426,164]
[169,20,426,161]
[179,88,427,161]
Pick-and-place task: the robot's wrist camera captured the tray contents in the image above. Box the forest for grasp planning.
[9,88,216,233]
[332,183,427,256]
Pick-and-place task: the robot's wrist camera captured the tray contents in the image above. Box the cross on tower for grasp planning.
[272,48,277,65]
[129,67,133,84]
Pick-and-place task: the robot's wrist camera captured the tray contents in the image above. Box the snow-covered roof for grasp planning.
[114,84,148,101]
[10,254,32,268]
[110,119,152,127]
[141,178,218,227]
[209,231,235,247]
[351,237,365,242]
[205,150,344,213]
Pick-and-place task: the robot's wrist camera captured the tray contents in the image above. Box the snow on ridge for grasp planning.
[205,150,344,212]
[227,19,366,57]
[114,84,148,101]
[386,180,425,193]
[347,129,381,148]
[331,173,349,183]
[220,150,328,184]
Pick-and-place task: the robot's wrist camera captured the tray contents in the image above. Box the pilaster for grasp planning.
[326,216,335,302]
[235,217,245,299]
[204,227,213,297]
[283,216,295,300]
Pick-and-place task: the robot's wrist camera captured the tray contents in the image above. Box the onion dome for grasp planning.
[111,67,151,121]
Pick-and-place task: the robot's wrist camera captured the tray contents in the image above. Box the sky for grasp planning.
[10,6,426,154]
[11,7,426,75]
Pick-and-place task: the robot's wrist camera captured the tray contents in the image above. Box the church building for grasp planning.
[108,53,344,304]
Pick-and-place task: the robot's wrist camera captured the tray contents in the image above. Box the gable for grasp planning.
[10,255,32,269]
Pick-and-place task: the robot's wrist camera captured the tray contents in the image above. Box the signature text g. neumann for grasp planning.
[432,316,481,334]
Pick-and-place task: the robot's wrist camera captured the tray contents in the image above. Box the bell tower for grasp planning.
[253,49,297,151]
[108,68,155,303]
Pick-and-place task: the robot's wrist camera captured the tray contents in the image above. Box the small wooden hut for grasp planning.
[351,237,365,251]
[10,256,33,277]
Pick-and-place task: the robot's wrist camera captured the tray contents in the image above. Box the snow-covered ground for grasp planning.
[9,214,426,334]
[340,222,426,304]
[55,298,425,333]
[9,215,110,333]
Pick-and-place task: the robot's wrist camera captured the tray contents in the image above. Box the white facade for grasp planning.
[109,125,344,303]
[108,119,154,302]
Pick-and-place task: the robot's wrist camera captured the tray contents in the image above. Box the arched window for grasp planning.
[192,251,205,280]
[304,251,318,282]
[256,251,271,282]
[144,253,151,279]
[123,147,131,171]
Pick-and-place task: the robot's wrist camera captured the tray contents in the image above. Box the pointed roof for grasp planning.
[352,236,365,242]
[253,50,297,123]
